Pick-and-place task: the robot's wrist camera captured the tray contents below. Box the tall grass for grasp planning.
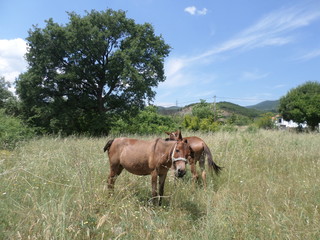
[0,131,319,239]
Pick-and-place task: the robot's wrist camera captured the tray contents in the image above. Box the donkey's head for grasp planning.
[169,130,191,178]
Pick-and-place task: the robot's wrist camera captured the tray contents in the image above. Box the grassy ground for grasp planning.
[1,130,319,239]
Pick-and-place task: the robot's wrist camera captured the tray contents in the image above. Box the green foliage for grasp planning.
[157,106,182,115]
[192,99,215,119]
[182,100,221,132]
[0,77,12,106]
[2,96,21,117]
[279,81,320,130]
[111,106,177,134]
[0,76,20,116]
[16,9,170,135]
[183,115,221,132]
[0,77,15,110]
[0,110,35,149]
[217,101,263,118]
[183,115,199,131]
[227,113,252,126]
[247,100,279,112]
[254,112,275,129]
[0,77,33,149]
[199,118,221,132]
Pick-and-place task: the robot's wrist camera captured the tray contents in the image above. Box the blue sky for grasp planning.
[1,0,320,107]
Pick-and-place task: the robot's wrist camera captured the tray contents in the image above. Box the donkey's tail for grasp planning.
[103,139,114,152]
[203,142,223,175]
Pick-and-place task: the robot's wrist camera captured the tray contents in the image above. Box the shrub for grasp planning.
[111,106,177,135]
[0,110,35,149]
[254,113,275,129]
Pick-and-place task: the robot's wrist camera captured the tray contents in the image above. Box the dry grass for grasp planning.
[0,130,319,239]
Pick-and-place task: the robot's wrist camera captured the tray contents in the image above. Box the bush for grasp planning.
[199,118,221,132]
[254,113,275,129]
[227,114,253,126]
[183,115,222,132]
[192,99,215,119]
[111,106,177,135]
[183,115,200,131]
[0,110,35,149]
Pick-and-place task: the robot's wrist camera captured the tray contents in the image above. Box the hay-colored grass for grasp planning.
[0,130,319,239]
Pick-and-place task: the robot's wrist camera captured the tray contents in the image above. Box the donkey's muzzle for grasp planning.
[175,168,186,178]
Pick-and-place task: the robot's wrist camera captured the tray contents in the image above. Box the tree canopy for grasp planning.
[16,9,170,135]
[279,81,320,130]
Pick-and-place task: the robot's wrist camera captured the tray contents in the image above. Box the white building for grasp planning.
[273,115,307,129]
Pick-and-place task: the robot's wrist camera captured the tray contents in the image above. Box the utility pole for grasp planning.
[213,95,217,121]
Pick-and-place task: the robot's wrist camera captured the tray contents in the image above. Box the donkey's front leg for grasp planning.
[151,170,158,205]
[158,173,167,206]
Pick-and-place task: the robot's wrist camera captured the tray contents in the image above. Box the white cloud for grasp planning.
[197,8,208,16]
[163,57,190,87]
[165,57,186,77]
[297,48,320,61]
[184,6,208,16]
[0,38,27,84]
[184,6,196,15]
[192,5,320,61]
[165,4,320,88]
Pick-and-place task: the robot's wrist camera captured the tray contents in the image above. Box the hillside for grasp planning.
[157,106,182,115]
[217,101,264,118]
[246,100,279,112]
[157,101,265,119]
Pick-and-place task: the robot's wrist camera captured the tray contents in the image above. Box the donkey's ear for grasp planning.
[178,130,183,140]
[165,131,170,135]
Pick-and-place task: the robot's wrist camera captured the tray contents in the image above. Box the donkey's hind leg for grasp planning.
[199,155,207,188]
[108,164,124,190]
[190,151,203,184]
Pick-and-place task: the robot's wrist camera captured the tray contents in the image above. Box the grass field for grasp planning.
[1,130,319,239]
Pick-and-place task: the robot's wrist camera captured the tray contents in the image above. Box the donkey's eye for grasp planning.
[175,149,180,152]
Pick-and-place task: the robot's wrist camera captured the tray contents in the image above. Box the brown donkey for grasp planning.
[104,133,192,205]
[165,130,222,187]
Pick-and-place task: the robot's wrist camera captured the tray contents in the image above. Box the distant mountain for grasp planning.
[217,101,263,118]
[157,106,182,115]
[246,100,279,112]
[157,101,265,118]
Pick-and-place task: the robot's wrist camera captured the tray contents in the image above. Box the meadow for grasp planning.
[0,130,319,239]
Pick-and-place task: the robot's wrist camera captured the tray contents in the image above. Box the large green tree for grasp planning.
[16,9,170,135]
[279,81,320,130]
